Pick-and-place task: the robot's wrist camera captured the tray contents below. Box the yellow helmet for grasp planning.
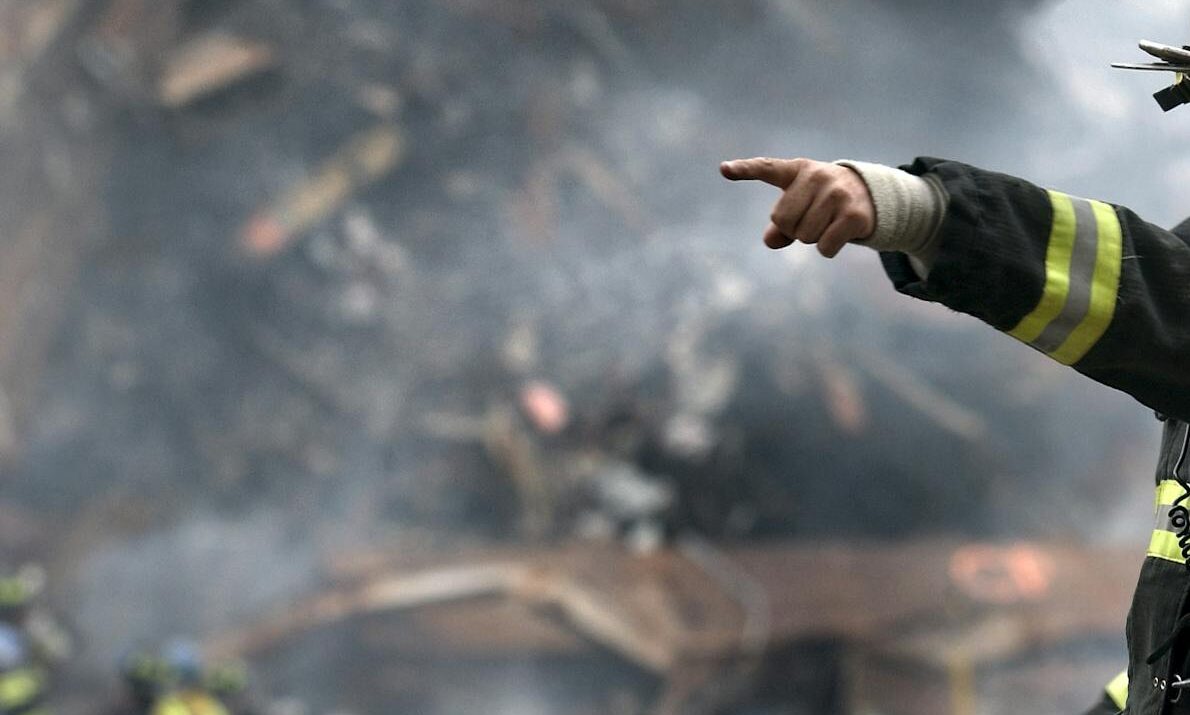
[0,667,47,711]
[150,691,231,715]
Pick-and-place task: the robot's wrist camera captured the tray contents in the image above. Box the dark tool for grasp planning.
[1113,40,1190,112]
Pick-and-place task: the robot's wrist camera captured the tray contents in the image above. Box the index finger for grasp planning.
[719,157,806,189]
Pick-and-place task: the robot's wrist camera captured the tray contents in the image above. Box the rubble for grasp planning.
[517,380,570,435]
[0,0,1158,713]
[0,0,82,68]
[156,33,275,109]
[241,124,405,258]
[205,539,1137,714]
[77,0,184,101]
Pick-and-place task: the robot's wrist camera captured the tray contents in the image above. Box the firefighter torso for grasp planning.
[1120,417,1190,714]
[0,625,48,715]
[878,157,1190,714]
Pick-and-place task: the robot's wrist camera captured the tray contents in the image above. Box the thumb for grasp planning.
[720,157,805,188]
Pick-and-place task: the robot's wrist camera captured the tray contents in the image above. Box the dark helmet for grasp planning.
[161,640,203,687]
[121,649,177,703]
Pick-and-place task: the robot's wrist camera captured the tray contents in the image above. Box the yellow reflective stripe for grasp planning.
[1150,481,1190,563]
[176,691,230,715]
[185,694,231,715]
[0,667,45,708]
[1105,669,1128,710]
[1049,200,1123,365]
[1007,191,1123,365]
[1009,190,1077,344]
[1157,479,1188,507]
[151,696,193,715]
[1148,528,1188,564]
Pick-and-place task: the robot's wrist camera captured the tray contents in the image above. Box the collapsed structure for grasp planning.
[0,1,1157,713]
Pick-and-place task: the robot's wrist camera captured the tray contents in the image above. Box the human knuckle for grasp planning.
[825,221,848,238]
[801,210,825,229]
[840,208,865,224]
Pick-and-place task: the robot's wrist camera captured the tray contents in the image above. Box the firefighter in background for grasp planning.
[721,49,1190,715]
[0,623,48,715]
[120,641,252,715]
[0,566,70,715]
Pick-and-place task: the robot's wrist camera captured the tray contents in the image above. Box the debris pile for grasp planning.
[0,0,1159,713]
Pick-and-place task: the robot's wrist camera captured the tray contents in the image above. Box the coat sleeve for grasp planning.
[881,157,1190,421]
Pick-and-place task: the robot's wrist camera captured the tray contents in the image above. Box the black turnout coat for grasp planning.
[881,158,1190,715]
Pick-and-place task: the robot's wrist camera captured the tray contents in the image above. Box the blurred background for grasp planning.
[0,0,1188,713]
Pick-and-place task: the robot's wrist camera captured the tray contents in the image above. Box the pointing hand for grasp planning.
[720,157,876,257]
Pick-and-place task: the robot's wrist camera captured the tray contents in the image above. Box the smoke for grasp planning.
[1017,0,1190,222]
[3,0,1184,709]
[73,510,320,668]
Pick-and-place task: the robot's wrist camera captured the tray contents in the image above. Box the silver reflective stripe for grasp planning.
[1007,190,1122,366]
[1155,503,1190,533]
[1158,503,1173,532]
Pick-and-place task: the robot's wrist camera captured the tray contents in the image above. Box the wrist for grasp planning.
[834,160,946,263]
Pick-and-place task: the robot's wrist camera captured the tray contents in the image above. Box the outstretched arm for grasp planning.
[722,155,1190,421]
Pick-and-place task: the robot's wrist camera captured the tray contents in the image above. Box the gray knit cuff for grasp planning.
[835,160,947,264]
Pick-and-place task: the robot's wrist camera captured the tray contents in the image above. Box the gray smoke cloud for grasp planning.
[5,0,1186,710]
